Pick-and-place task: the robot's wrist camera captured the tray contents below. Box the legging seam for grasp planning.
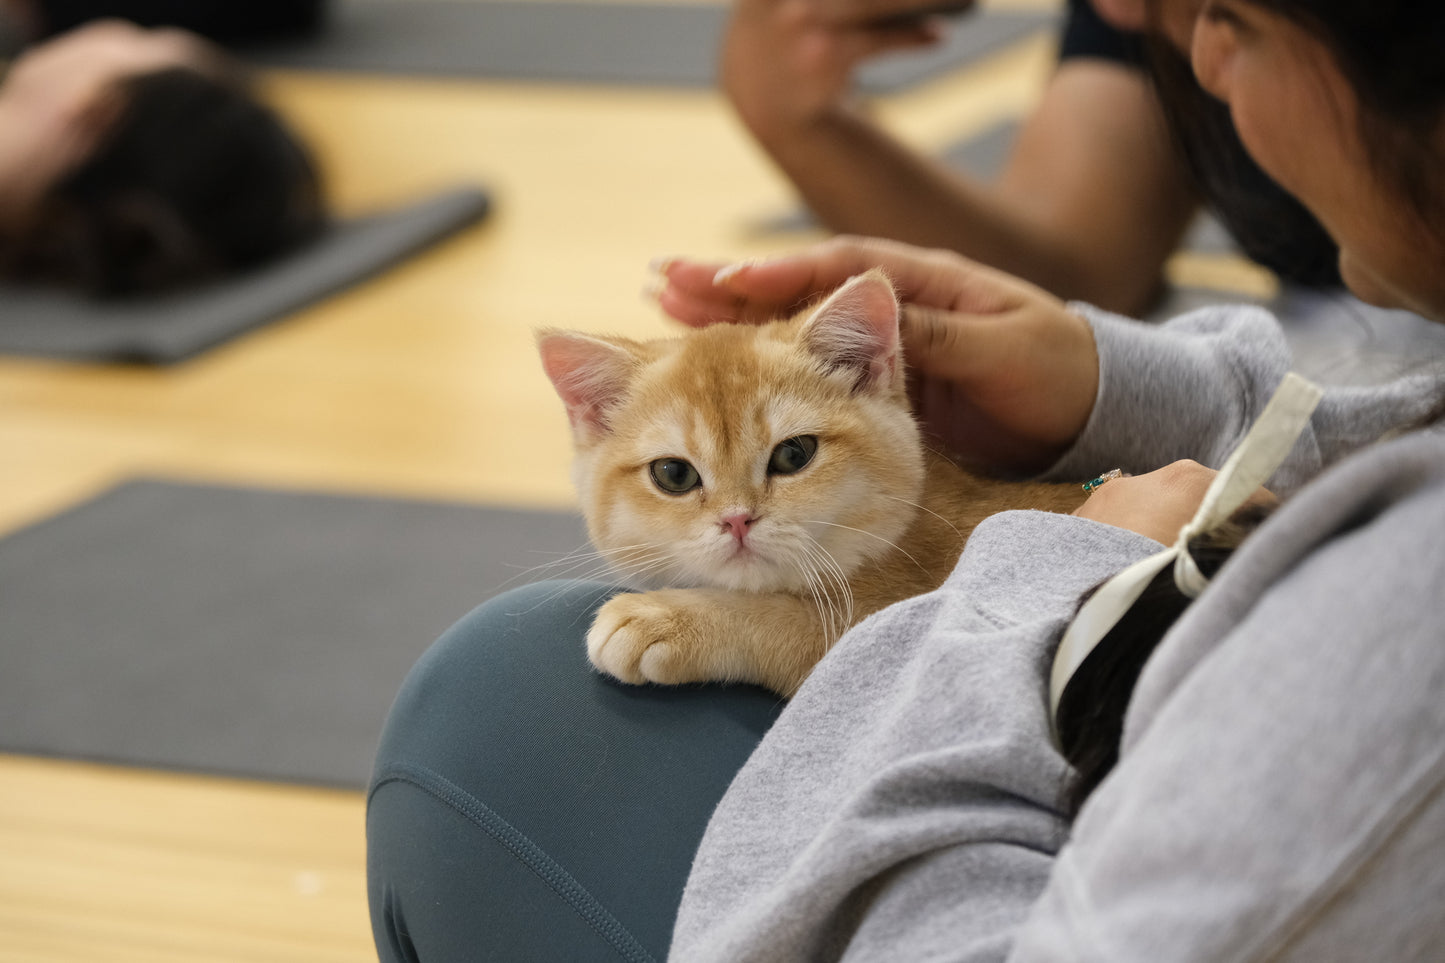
[371,761,657,963]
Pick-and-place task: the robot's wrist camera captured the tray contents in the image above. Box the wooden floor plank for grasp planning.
[0,755,372,963]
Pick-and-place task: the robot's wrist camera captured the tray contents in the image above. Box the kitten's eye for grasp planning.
[768,435,818,476]
[649,458,701,494]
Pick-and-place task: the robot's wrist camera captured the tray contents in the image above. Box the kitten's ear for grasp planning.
[536,330,639,442]
[800,269,901,393]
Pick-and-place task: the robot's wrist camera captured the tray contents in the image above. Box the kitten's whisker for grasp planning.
[919,440,967,467]
[803,577,843,647]
[504,543,686,620]
[503,542,608,571]
[799,546,842,642]
[798,559,837,647]
[620,547,676,567]
[487,542,621,595]
[798,535,855,646]
[510,580,603,618]
[804,520,928,576]
[495,542,679,612]
[503,543,658,588]
[515,548,620,579]
[881,494,963,539]
[606,545,690,586]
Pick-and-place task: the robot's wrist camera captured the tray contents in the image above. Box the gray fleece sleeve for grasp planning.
[670,511,1161,962]
[1047,304,1444,495]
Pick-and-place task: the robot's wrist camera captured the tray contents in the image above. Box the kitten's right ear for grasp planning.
[800,269,902,393]
[536,330,639,442]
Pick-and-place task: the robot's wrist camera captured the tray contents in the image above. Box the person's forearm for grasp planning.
[755,107,1149,310]
[739,55,1199,317]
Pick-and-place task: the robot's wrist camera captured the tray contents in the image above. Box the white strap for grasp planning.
[1049,373,1324,731]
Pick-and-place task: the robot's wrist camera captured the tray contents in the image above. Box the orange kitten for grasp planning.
[538,271,1084,697]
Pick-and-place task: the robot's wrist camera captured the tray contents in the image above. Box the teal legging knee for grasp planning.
[366,580,784,962]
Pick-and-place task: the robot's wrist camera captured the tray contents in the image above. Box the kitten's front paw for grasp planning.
[587,593,701,686]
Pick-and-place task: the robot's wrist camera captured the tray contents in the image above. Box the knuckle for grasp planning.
[1101,478,1134,501]
[931,246,972,271]
[1159,458,1207,486]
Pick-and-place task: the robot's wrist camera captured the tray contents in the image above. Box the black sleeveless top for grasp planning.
[32,0,324,43]
[1059,0,1341,288]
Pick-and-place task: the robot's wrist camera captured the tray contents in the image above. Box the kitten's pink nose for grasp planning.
[721,513,757,544]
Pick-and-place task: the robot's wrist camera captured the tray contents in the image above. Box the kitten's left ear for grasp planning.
[800,269,901,393]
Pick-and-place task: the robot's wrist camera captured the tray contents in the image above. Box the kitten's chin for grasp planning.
[610,551,810,594]
[708,542,867,594]
[707,558,804,594]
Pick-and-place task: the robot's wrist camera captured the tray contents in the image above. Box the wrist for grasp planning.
[742,100,872,167]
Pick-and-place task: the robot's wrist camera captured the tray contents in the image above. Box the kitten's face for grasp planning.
[541,271,924,593]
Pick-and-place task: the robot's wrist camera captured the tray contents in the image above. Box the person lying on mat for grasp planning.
[367,0,1445,959]
[719,0,1341,315]
[0,18,323,295]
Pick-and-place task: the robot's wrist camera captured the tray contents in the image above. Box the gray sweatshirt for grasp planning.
[669,304,1445,962]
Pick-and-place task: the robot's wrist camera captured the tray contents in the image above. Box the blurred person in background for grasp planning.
[0,17,324,295]
[719,0,1341,315]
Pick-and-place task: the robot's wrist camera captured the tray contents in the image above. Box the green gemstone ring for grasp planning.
[1082,468,1125,494]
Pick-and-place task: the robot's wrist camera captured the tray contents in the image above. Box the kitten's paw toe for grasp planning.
[586,621,647,685]
[587,595,693,686]
[637,641,683,682]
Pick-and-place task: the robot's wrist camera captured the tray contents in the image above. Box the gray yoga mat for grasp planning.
[245,1,1055,92]
[0,478,590,787]
[0,185,490,364]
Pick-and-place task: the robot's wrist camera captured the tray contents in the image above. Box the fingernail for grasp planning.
[648,256,677,277]
[714,259,761,286]
[642,275,663,303]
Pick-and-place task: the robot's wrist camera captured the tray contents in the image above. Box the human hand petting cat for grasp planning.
[722,1,967,141]
[651,235,1099,473]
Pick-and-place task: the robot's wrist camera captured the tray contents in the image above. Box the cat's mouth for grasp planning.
[706,544,801,593]
[718,536,772,572]
[727,540,756,559]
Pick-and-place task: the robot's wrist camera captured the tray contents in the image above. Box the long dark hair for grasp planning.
[1,65,325,295]
[1146,41,1342,287]
[1246,0,1445,230]
[1060,3,1445,818]
[1149,0,1445,267]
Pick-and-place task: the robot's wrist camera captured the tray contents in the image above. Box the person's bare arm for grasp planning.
[724,0,1199,315]
[991,60,1199,313]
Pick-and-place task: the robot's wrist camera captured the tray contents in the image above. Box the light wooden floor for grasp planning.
[0,5,1267,959]
[0,754,369,963]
